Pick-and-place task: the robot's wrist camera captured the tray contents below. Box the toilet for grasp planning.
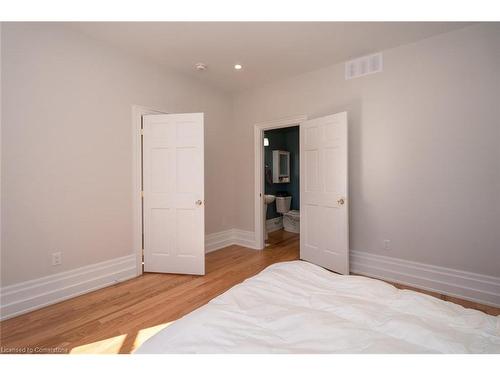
[275,196,300,234]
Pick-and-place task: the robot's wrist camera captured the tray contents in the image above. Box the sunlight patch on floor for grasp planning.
[68,321,175,354]
[70,334,127,354]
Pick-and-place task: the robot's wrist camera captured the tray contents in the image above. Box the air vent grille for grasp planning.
[345,53,383,80]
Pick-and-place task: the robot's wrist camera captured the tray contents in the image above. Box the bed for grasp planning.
[135,260,500,353]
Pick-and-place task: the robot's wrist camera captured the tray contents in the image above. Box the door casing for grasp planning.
[253,115,308,249]
[132,105,168,276]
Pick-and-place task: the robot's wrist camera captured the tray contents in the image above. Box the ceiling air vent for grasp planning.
[345,52,383,80]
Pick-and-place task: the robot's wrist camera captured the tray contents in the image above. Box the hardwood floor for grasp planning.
[0,229,498,354]
[0,230,299,354]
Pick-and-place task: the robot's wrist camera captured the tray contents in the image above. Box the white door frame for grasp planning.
[131,105,168,276]
[253,115,308,249]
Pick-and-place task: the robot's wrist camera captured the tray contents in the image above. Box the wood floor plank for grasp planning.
[0,230,498,354]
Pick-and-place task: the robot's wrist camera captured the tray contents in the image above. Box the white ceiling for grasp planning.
[70,22,472,93]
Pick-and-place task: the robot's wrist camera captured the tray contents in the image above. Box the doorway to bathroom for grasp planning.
[254,115,307,250]
[263,126,300,246]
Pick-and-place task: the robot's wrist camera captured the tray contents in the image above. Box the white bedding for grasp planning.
[135,260,500,353]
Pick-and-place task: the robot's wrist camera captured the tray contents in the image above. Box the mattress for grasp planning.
[135,260,500,353]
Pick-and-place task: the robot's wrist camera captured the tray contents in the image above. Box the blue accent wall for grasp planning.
[264,126,299,220]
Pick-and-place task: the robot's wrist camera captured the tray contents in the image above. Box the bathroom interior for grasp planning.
[263,126,300,245]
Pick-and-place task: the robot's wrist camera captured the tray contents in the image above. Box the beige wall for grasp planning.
[232,24,500,277]
[1,23,235,286]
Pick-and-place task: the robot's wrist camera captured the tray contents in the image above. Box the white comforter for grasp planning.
[135,261,500,353]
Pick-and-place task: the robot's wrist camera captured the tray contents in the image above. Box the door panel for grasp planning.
[150,208,174,255]
[143,113,205,275]
[300,112,349,274]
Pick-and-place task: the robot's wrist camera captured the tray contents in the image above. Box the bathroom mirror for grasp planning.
[272,150,290,183]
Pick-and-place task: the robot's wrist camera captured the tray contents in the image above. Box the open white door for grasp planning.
[143,113,205,275]
[300,112,349,274]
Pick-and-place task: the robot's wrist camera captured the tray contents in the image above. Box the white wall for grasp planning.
[2,22,499,293]
[232,24,500,277]
[1,23,235,286]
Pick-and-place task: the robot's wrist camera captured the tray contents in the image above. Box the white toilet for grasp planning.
[275,196,300,234]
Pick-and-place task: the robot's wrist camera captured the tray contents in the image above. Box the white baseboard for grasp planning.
[266,217,283,233]
[350,250,500,308]
[5,237,496,321]
[0,254,137,321]
[205,229,260,253]
[0,231,260,320]
[233,229,260,249]
[205,230,236,253]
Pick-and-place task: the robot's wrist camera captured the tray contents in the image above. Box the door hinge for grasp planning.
[141,190,144,198]
[140,129,144,136]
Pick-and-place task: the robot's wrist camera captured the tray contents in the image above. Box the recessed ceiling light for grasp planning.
[234,64,243,70]
[195,63,207,71]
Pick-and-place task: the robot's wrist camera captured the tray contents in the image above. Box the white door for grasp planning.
[143,113,205,275]
[300,112,349,274]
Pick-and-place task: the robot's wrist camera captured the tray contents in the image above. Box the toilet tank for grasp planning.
[275,196,291,213]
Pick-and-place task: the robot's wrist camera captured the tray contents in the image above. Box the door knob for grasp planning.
[337,197,345,206]
[195,200,203,206]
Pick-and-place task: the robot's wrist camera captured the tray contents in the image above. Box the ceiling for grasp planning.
[70,22,472,93]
